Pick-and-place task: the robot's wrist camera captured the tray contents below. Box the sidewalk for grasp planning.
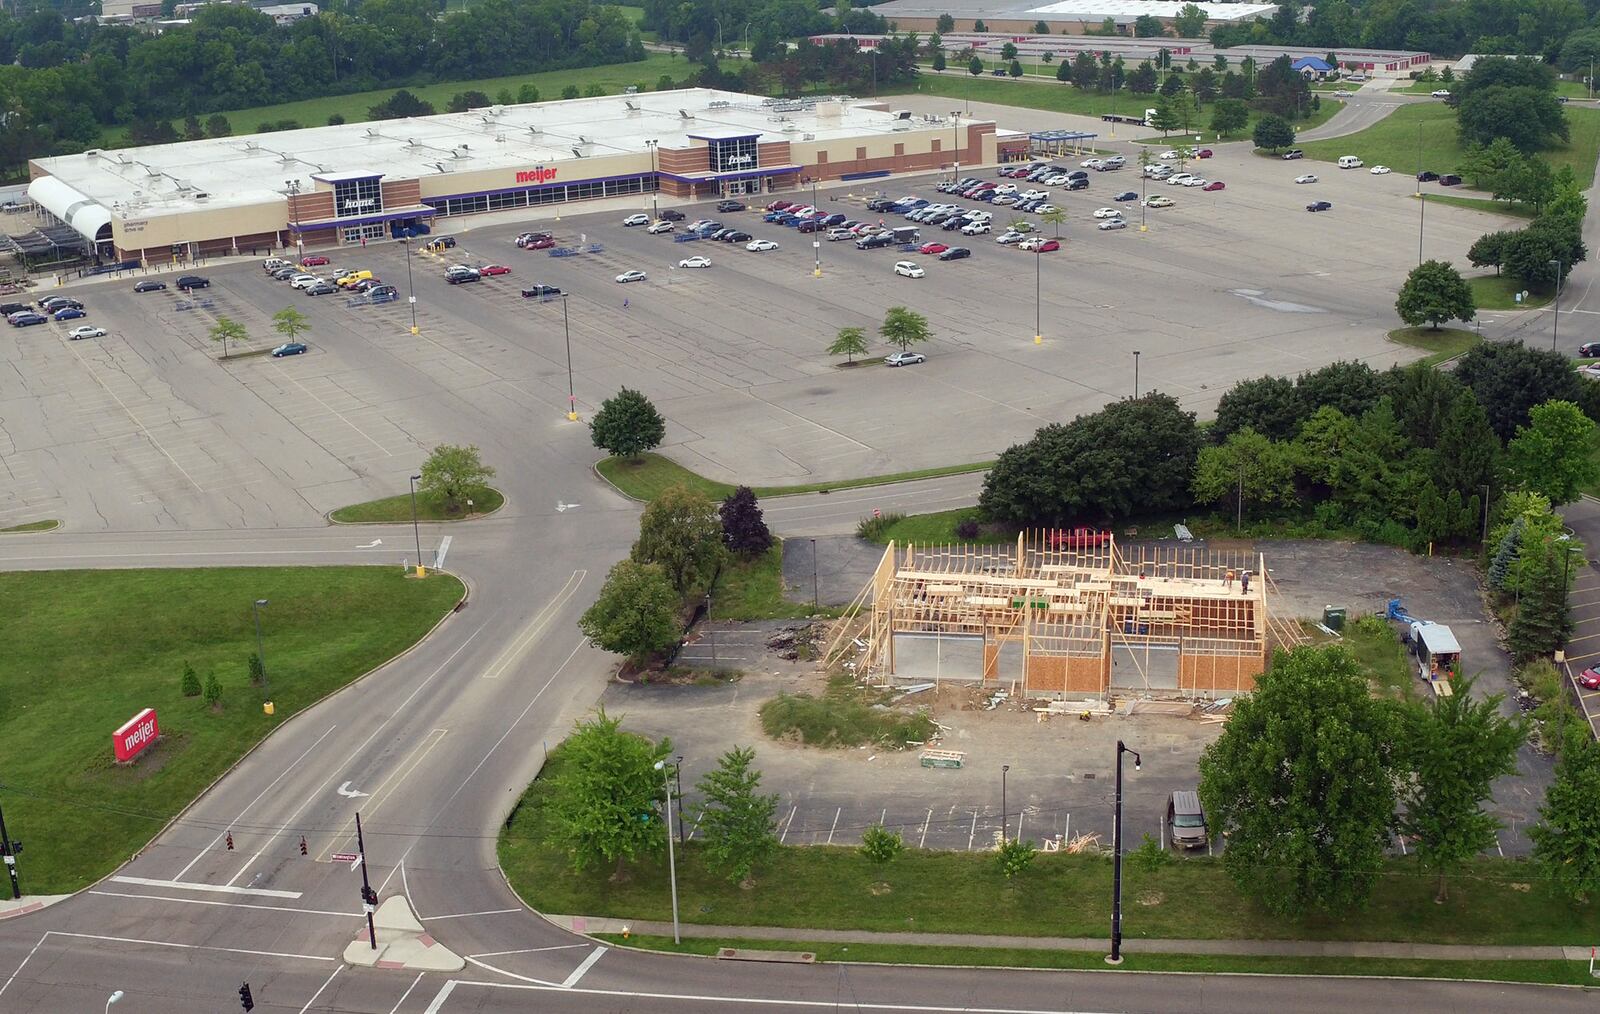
[547,914,1592,962]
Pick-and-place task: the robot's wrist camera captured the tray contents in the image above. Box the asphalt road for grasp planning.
[2,95,1595,1012]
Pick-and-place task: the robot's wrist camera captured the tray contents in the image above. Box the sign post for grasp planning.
[355,812,378,950]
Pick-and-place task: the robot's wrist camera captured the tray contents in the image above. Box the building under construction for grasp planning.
[846,532,1299,697]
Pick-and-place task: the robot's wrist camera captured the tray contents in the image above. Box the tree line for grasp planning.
[0,0,644,176]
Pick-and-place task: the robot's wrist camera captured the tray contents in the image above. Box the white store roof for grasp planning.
[32,89,962,218]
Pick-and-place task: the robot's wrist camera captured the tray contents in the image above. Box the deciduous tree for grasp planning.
[1453,341,1583,442]
[1209,97,1248,137]
[579,560,681,663]
[1252,113,1295,150]
[271,306,309,345]
[1505,400,1599,505]
[1395,259,1475,330]
[1198,645,1400,916]
[879,305,931,352]
[419,444,496,511]
[1214,374,1302,440]
[544,708,672,878]
[633,484,724,596]
[827,326,869,363]
[695,746,780,884]
[208,316,248,359]
[1191,428,1300,514]
[719,486,773,557]
[590,387,667,459]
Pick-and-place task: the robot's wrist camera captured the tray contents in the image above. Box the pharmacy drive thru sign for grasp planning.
[113,708,160,762]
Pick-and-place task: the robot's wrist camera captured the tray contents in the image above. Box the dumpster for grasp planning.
[1322,606,1347,631]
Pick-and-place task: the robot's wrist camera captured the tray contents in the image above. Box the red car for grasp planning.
[1580,668,1600,690]
[479,264,511,276]
[1203,181,1226,192]
[529,236,555,250]
[300,255,329,267]
[1196,148,1214,159]
[1048,527,1112,549]
[766,200,793,212]
[920,241,949,255]
[1034,239,1061,252]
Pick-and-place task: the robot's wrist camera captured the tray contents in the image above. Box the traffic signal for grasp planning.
[238,981,254,1012]
[361,885,378,906]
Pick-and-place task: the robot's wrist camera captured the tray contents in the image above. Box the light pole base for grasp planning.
[414,565,427,578]
[1034,334,1043,345]
[409,326,419,335]
[567,411,580,422]
[1139,225,1148,232]
[813,268,822,278]
[1105,954,1124,965]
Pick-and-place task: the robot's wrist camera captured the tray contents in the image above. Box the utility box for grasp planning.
[1322,606,1347,631]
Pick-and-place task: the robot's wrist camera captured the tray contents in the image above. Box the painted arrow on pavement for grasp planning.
[336,781,370,798]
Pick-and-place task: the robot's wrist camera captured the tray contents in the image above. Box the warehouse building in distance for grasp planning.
[27,89,1019,265]
[869,0,1277,34]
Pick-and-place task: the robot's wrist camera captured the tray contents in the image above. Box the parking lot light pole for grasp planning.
[404,238,418,335]
[1132,350,1141,398]
[1108,740,1141,965]
[252,599,269,702]
[654,760,682,943]
[674,756,685,844]
[1417,191,1426,266]
[809,176,822,278]
[1001,764,1009,843]
[561,294,577,421]
[1033,248,1042,344]
[409,474,424,576]
[646,140,659,219]
[1551,259,1563,350]
[952,111,960,181]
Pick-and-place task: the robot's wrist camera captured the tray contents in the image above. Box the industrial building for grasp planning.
[26,89,1021,265]
[870,0,1276,34]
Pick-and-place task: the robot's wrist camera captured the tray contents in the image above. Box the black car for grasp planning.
[271,266,299,280]
[521,284,563,298]
[716,200,746,213]
[938,246,972,261]
[1306,200,1333,213]
[941,217,970,231]
[1066,178,1089,191]
[306,281,337,295]
[866,198,895,212]
[132,280,167,293]
[0,302,26,315]
[446,270,481,285]
[659,208,686,221]
[857,234,896,249]
[40,297,82,312]
[1580,342,1600,357]
[1439,173,1463,187]
[1417,170,1440,182]
[725,230,752,243]
[176,275,209,289]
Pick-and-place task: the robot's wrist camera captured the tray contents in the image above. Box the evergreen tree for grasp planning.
[694,746,780,884]
[181,662,201,697]
[1489,516,1524,590]
[203,673,222,710]
[1531,735,1600,902]
[1508,534,1572,658]
[1432,389,1498,500]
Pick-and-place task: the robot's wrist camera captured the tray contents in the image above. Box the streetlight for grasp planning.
[810,538,819,610]
[252,599,269,702]
[674,756,685,844]
[806,175,822,278]
[952,110,961,181]
[1551,259,1563,350]
[285,180,303,258]
[1107,739,1141,965]
[645,140,659,219]
[560,294,578,421]
[1417,190,1425,266]
[1132,350,1141,398]
[1033,246,1042,344]
[653,760,682,943]
[404,237,418,335]
[409,474,424,577]
[105,990,124,1014]
[1000,764,1010,844]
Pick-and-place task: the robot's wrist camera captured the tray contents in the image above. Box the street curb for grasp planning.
[591,455,994,504]
[43,569,470,910]
[325,486,509,526]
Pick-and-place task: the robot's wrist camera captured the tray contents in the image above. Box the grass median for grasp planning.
[500,747,1600,946]
[595,452,992,502]
[1388,325,1480,366]
[598,935,1595,985]
[3,566,463,892]
[330,486,504,524]
[1468,274,1550,310]
[1,519,59,533]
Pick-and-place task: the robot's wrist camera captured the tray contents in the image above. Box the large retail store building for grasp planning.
[27,88,1016,263]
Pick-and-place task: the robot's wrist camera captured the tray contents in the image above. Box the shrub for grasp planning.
[855,512,905,540]
[954,518,981,539]
[860,823,905,864]
[996,837,1037,878]
[203,673,222,709]
[1129,832,1172,873]
[247,653,265,685]
[180,662,202,697]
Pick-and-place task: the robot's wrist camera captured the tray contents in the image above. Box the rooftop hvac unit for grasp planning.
[365,128,380,137]
[709,100,730,108]
[85,148,103,157]
[802,133,815,140]
[571,147,585,158]
[624,100,639,111]
[679,109,694,119]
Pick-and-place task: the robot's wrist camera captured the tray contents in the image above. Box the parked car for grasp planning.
[938,246,971,261]
[919,241,949,255]
[1370,165,1393,175]
[724,231,752,243]
[1203,181,1227,192]
[133,280,167,293]
[478,264,512,276]
[289,274,320,289]
[271,266,299,280]
[1295,174,1319,184]
[1579,667,1600,690]
[40,297,82,312]
[746,239,779,251]
[1099,218,1128,230]
[521,234,556,250]
[1065,178,1089,191]
[1166,173,1195,187]
[1282,149,1304,160]
[176,275,209,289]
[1417,170,1440,182]
[659,209,686,221]
[1439,174,1463,187]
[445,268,480,285]
[68,325,106,340]
[716,200,745,213]
[647,220,675,234]
[1020,238,1061,253]
[678,255,712,268]
[1194,149,1213,159]
[893,260,925,278]
[271,342,308,357]
[52,307,87,321]
[1157,150,1179,160]
[995,230,1027,245]
[1167,790,1208,849]
[369,286,399,303]
[1306,200,1333,212]
[1144,195,1175,208]
[521,284,563,298]
[885,351,926,367]
[1580,342,1600,357]
[422,238,454,252]
[1093,207,1122,218]
[615,269,647,283]
[623,213,650,226]
[1431,89,1451,98]
[857,234,896,249]
[301,254,332,266]
[8,312,46,326]
[1114,191,1138,202]
[306,281,339,294]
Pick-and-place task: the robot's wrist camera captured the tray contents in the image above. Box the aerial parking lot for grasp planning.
[0,141,1498,530]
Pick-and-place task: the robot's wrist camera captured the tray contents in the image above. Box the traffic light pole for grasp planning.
[0,799,19,899]
[356,811,378,950]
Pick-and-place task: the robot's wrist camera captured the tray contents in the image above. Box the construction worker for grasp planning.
[1224,568,1236,590]
[1239,570,1250,595]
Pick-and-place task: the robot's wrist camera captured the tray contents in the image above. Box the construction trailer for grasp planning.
[849,532,1301,698]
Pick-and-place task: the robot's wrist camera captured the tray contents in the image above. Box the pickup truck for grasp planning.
[1047,527,1112,549]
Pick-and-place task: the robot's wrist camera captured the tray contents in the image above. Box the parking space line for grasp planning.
[779,804,797,843]
[826,807,841,844]
[919,809,931,847]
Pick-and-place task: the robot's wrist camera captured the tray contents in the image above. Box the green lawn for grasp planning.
[1422,193,1539,219]
[602,935,1595,985]
[1388,325,1480,366]
[1297,102,1600,189]
[1343,617,1416,701]
[868,507,1014,545]
[595,452,993,502]
[1397,78,1589,99]
[0,519,58,533]
[2,567,463,892]
[1468,274,1551,310]
[500,745,1600,945]
[329,486,504,524]
[104,52,710,145]
[710,542,831,621]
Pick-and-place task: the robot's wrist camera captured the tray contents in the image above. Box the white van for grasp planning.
[1338,155,1364,169]
[263,257,289,272]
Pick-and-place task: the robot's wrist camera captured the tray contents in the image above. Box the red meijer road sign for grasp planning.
[113,708,160,762]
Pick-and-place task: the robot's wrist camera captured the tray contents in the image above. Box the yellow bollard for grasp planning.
[263,701,275,716]
[1034,335,1043,345]
[415,565,427,577]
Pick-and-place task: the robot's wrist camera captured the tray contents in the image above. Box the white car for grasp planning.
[961,221,991,235]
[1093,207,1123,219]
[687,219,714,231]
[746,239,779,251]
[885,351,926,367]
[68,325,106,340]
[290,274,322,289]
[995,230,1027,245]
[1143,163,1170,177]
[894,260,925,278]
[1034,203,1059,215]
[1020,189,1049,201]
[1370,165,1392,175]
[1431,89,1451,98]
[994,183,1018,195]
[1182,176,1208,187]
[1294,174,1319,184]
[615,269,647,283]
[1080,158,1104,169]
[1044,173,1071,185]
[678,256,711,268]
[646,220,675,234]
[1158,150,1180,160]
[623,213,650,226]
[1167,173,1194,186]
[1098,218,1128,231]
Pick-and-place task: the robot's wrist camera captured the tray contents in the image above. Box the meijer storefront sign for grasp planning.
[113,708,160,762]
